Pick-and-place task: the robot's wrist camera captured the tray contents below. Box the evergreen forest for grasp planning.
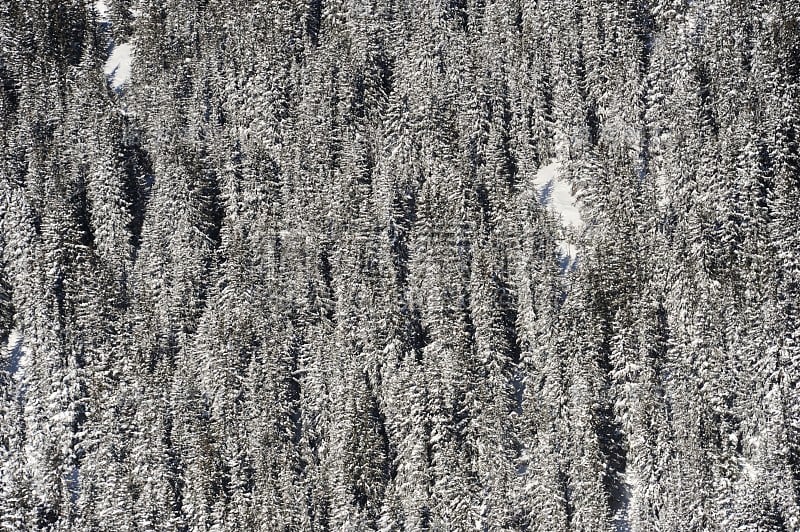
[1,0,800,530]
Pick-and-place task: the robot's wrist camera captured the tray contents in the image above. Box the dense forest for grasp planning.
[1,0,799,530]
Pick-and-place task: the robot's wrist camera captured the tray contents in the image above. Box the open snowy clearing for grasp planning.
[532,161,583,270]
[532,162,583,229]
[6,329,30,380]
[95,0,110,22]
[104,43,133,89]
[97,0,134,90]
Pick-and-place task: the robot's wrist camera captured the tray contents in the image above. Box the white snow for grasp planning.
[97,0,134,91]
[104,43,133,89]
[556,241,580,271]
[6,330,31,408]
[532,162,583,229]
[532,161,584,270]
[6,329,31,379]
[95,0,110,22]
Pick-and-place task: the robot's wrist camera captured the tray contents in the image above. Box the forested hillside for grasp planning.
[1,0,799,530]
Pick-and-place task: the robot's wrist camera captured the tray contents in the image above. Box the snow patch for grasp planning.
[95,0,110,22]
[104,43,133,89]
[6,329,31,379]
[556,241,580,272]
[532,162,583,229]
[532,162,583,270]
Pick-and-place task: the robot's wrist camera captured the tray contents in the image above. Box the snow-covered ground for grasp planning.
[6,329,30,380]
[104,43,133,89]
[532,162,583,229]
[95,0,110,22]
[532,161,584,271]
[97,0,134,90]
